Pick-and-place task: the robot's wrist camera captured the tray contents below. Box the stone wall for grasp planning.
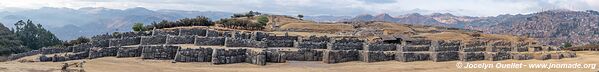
[224,38,267,48]
[92,40,110,47]
[251,32,267,41]
[66,52,89,60]
[245,50,267,65]
[141,45,180,60]
[364,43,397,51]
[295,36,330,49]
[166,35,196,44]
[116,46,142,58]
[174,48,213,62]
[280,49,323,61]
[179,28,206,36]
[459,40,487,61]
[109,37,141,47]
[360,51,395,62]
[484,41,512,61]
[328,38,364,50]
[153,29,179,36]
[41,47,67,54]
[88,47,118,59]
[265,35,297,47]
[430,40,460,62]
[323,50,360,64]
[295,42,327,49]
[195,37,225,46]
[140,35,167,45]
[265,50,287,63]
[39,55,67,62]
[206,30,224,37]
[211,48,247,64]
[7,50,40,60]
[72,43,92,52]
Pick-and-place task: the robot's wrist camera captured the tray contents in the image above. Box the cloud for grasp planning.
[357,0,396,4]
[0,0,597,16]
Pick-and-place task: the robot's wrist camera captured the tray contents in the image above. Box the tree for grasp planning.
[256,16,268,29]
[132,22,145,31]
[562,42,572,48]
[14,20,62,50]
[62,36,90,46]
[0,22,24,56]
[297,14,304,20]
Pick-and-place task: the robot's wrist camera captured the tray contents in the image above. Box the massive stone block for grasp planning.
[89,47,118,59]
[265,39,295,47]
[194,37,225,46]
[399,45,430,52]
[224,38,267,48]
[41,47,67,54]
[295,42,327,49]
[66,52,89,60]
[6,50,40,60]
[141,45,180,60]
[430,51,459,62]
[121,37,142,46]
[246,50,267,66]
[299,35,330,42]
[116,46,142,58]
[166,35,196,44]
[281,49,323,61]
[360,51,395,62]
[179,28,207,36]
[251,31,268,41]
[459,52,485,61]
[72,43,92,52]
[327,38,364,50]
[462,40,487,52]
[265,50,287,63]
[265,35,298,47]
[364,43,397,51]
[211,48,247,64]
[174,48,213,62]
[323,50,360,64]
[140,35,167,45]
[430,40,460,52]
[109,37,142,47]
[206,30,224,37]
[92,40,110,47]
[153,29,179,36]
[395,52,430,62]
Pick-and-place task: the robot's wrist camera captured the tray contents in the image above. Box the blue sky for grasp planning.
[0,0,598,16]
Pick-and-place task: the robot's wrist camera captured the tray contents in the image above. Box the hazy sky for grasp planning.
[0,0,598,16]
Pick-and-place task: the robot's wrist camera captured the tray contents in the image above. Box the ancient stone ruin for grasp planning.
[13,27,575,66]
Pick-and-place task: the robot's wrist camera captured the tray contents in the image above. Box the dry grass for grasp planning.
[279,22,355,33]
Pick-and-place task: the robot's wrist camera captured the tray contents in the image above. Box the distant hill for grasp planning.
[342,10,599,46]
[0,7,233,40]
[343,13,479,28]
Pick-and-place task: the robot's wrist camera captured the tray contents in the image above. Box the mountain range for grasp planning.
[0,7,351,40]
[343,10,599,46]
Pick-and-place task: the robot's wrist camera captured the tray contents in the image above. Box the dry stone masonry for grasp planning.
[23,27,577,66]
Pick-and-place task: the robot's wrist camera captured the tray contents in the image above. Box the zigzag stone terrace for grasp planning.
[8,26,576,66]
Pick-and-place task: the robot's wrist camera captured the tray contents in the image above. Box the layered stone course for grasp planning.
[141,45,180,60]
[174,48,213,62]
